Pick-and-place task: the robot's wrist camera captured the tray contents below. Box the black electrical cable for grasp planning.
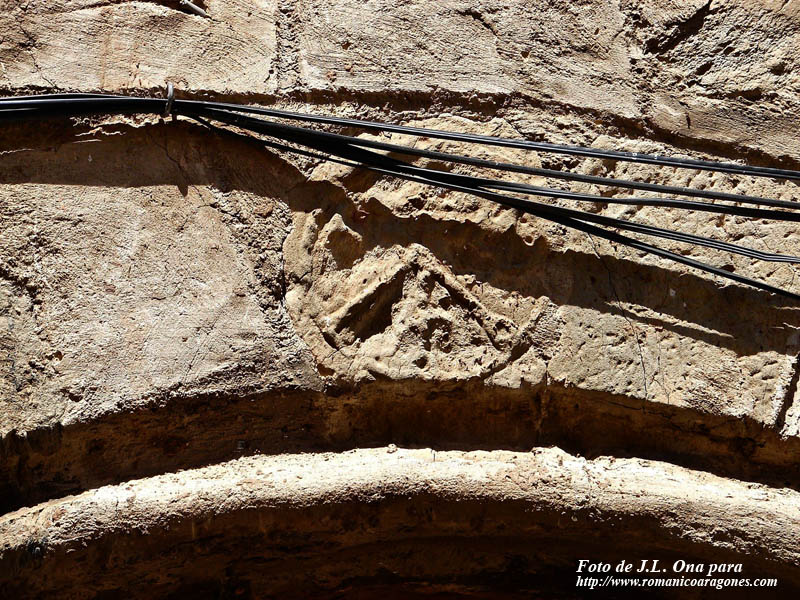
[8,95,800,216]
[182,105,800,264]
[3,91,800,300]
[176,98,800,181]
[336,131,800,213]
[210,124,800,301]
[4,95,800,210]
[6,94,800,182]
[193,106,800,219]
[182,108,800,299]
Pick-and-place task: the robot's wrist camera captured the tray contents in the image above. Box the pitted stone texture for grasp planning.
[0,0,278,93]
[0,0,799,442]
[0,0,800,516]
[3,0,800,596]
[0,121,320,435]
[283,118,800,430]
[293,0,639,117]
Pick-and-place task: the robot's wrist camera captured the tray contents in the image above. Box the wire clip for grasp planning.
[163,82,175,118]
[179,0,209,18]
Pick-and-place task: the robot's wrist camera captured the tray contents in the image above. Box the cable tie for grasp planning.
[179,0,209,18]
[163,82,175,118]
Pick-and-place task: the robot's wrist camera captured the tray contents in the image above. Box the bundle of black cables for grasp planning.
[3,90,800,301]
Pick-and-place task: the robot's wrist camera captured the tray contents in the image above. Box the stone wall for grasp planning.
[2,0,800,597]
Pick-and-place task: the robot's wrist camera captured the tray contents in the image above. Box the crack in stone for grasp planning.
[587,235,649,401]
[644,0,713,55]
[776,353,800,434]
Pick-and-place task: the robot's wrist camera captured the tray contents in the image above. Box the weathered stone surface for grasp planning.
[0,120,320,434]
[3,448,800,598]
[2,0,800,597]
[0,0,278,93]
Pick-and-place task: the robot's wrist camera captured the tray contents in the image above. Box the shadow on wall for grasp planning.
[1,116,798,359]
[3,117,800,513]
